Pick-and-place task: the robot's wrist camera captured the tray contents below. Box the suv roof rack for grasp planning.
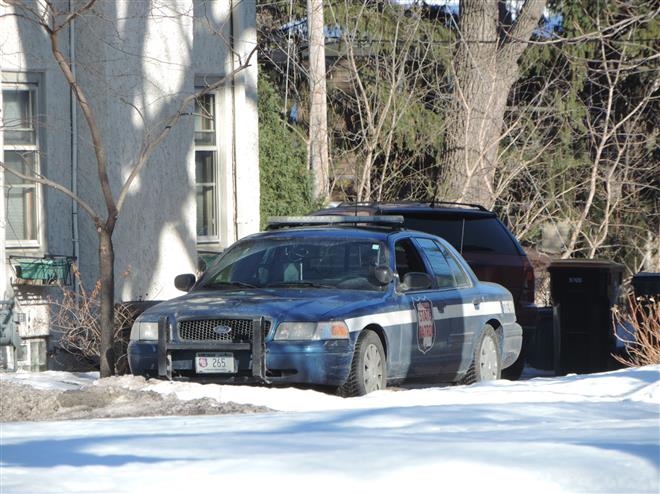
[266,215,404,230]
[335,200,488,212]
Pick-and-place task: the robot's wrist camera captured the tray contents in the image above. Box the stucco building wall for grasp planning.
[0,0,260,370]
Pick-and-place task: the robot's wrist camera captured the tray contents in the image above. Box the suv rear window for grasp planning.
[403,217,462,246]
[462,218,518,255]
[402,215,519,255]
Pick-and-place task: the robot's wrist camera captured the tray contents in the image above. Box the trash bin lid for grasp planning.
[631,271,660,296]
[548,259,625,272]
[632,271,660,279]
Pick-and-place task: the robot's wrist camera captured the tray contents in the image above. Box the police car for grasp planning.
[128,216,522,396]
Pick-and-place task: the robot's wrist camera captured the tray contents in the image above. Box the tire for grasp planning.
[460,325,501,385]
[338,330,386,397]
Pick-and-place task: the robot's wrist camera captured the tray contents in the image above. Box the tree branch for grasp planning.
[0,161,102,227]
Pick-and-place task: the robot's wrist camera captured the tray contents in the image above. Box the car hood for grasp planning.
[138,288,390,322]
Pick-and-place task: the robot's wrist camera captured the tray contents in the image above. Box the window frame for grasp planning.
[194,90,220,244]
[2,79,43,249]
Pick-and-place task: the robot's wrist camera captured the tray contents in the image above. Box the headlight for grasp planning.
[274,321,349,341]
[130,321,159,341]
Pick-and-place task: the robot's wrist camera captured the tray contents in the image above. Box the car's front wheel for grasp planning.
[339,330,386,397]
[461,325,501,384]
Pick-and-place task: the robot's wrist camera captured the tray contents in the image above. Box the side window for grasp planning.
[394,239,427,280]
[416,238,456,288]
[436,241,471,287]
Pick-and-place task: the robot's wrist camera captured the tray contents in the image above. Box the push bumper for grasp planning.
[128,316,267,382]
[127,316,355,387]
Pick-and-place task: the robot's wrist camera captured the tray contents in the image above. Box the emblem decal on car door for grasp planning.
[415,299,435,354]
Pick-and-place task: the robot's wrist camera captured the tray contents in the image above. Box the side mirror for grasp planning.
[373,265,394,286]
[174,273,196,292]
[400,272,433,292]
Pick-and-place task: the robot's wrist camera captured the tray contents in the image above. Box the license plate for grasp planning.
[195,352,236,374]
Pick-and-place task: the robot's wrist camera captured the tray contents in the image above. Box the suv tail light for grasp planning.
[521,259,535,305]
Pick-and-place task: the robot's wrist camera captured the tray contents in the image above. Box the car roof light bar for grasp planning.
[266,215,404,229]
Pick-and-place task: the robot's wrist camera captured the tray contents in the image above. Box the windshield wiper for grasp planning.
[265,281,334,289]
[203,281,258,289]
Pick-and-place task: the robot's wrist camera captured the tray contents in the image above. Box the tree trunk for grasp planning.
[307,0,329,203]
[442,0,546,207]
[98,229,115,377]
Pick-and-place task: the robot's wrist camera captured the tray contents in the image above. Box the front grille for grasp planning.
[177,318,271,342]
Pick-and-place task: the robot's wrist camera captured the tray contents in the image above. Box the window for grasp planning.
[194,92,218,241]
[403,215,463,248]
[436,241,471,287]
[462,218,518,255]
[401,214,519,255]
[416,238,456,288]
[198,236,389,291]
[2,83,40,245]
[394,239,427,280]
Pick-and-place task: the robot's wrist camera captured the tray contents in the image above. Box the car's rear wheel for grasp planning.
[461,325,501,385]
[339,330,386,397]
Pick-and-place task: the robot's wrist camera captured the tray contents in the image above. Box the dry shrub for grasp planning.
[612,293,660,367]
[50,265,135,374]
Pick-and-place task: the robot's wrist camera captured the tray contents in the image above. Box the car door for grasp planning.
[392,236,458,378]
[413,237,468,378]
[392,237,437,378]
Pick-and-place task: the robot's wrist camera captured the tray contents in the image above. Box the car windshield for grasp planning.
[197,236,390,291]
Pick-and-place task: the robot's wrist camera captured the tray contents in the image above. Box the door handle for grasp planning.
[472,297,484,309]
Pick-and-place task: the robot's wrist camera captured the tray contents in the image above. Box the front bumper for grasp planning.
[266,339,354,386]
[127,316,355,387]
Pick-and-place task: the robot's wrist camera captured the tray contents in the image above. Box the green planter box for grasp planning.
[11,256,74,285]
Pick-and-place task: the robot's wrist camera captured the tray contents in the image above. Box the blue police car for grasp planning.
[128,216,522,396]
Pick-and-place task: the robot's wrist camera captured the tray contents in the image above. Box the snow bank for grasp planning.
[4,365,657,412]
[1,366,658,493]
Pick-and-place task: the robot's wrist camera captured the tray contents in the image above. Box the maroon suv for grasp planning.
[312,201,536,379]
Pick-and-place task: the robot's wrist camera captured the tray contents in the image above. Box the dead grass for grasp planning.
[50,264,134,373]
[612,293,660,367]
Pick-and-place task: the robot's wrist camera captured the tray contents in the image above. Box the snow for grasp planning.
[2,366,659,493]
[1,371,98,391]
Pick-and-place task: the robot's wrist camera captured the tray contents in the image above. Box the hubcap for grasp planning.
[363,343,383,393]
[479,336,498,380]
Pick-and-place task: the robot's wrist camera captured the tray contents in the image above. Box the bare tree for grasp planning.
[307,0,329,203]
[257,0,658,274]
[465,0,658,274]
[327,1,436,201]
[442,0,547,207]
[1,0,256,377]
[559,34,659,259]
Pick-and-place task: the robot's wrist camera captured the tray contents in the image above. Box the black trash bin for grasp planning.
[527,306,554,371]
[631,272,660,298]
[548,260,624,375]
